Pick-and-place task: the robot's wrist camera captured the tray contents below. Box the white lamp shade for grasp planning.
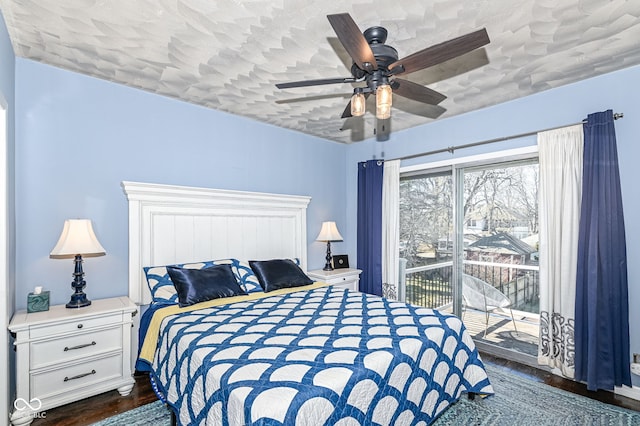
[316,221,343,242]
[50,219,106,258]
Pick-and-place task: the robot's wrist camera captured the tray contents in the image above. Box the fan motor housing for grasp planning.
[370,43,398,69]
[351,26,399,78]
[364,26,398,70]
[350,44,398,79]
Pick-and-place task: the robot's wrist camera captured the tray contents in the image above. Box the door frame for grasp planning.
[0,91,10,423]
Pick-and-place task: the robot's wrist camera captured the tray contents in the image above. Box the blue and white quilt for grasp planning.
[139,283,493,425]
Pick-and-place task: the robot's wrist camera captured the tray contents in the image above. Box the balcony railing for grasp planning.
[403,260,540,313]
[403,261,453,309]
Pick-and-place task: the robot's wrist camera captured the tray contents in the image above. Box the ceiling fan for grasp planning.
[276,13,490,122]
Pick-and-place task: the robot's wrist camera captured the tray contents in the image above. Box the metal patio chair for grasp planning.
[462,274,518,337]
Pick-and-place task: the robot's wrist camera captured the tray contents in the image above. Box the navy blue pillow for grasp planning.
[167,264,247,307]
[249,259,313,293]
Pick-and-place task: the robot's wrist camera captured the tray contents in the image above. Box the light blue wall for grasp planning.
[15,59,348,309]
[346,64,640,387]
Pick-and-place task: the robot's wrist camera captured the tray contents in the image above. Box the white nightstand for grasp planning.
[307,268,362,291]
[9,296,137,426]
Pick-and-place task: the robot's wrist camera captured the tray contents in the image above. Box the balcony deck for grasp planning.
[402,260,540,357]
[440,306,539,357]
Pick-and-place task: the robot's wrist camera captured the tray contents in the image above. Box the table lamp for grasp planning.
[50,219,106,308]
[316,221,343,271]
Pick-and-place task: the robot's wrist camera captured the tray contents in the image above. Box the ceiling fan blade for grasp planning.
[394,101,447,120]
[276,77,356,89]
[392,79,446,105]
[327,13,378,71]
[341,101,353,119]
[389,28,489,75]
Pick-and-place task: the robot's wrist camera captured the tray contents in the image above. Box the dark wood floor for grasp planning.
[32,353,640,425]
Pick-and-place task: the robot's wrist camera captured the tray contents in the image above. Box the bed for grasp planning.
[123,181,493,425]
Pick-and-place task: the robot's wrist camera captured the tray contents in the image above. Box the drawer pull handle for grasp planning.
[64,341,96,351]
[64,369,96,382]
[77,324,83,329]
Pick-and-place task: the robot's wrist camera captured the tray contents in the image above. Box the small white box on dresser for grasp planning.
[307,268,362,291]
[8,296,137,426]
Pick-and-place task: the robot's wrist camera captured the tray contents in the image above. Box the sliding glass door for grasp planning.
[399,158,540,358]
[399,170,453,309]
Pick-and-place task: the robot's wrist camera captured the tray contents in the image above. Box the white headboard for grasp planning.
[122,181,311,305]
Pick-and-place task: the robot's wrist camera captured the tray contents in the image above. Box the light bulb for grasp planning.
[376,84,392,119]
[351,92,366,117]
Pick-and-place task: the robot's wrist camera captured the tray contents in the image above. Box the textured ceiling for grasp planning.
[2,1,640,143]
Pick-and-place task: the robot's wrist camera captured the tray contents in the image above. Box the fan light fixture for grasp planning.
[350,89,366,117]
[376,83,392,119]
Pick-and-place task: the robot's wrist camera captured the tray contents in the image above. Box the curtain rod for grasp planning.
[392,112,624,162]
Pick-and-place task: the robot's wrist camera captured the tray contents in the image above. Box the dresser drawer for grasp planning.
[331,278,358,291]
[327,275,353,284]
[307,269,362,292]
[29,312,123,339]
[31,326,123,369]
[326,276,359,291]
[32,353,124,399]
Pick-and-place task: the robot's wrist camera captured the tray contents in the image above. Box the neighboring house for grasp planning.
[464,232,538,305]
[466,232,537,265]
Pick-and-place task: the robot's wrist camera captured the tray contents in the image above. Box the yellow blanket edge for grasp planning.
[139,281,331,364]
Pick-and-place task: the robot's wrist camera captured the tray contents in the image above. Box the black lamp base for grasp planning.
[66,294,91,308]
[66,254,92,309]
[323,241,334,271]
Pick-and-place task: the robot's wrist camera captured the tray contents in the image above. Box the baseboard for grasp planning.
[476,341,541,369]
[615,384,640,401]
